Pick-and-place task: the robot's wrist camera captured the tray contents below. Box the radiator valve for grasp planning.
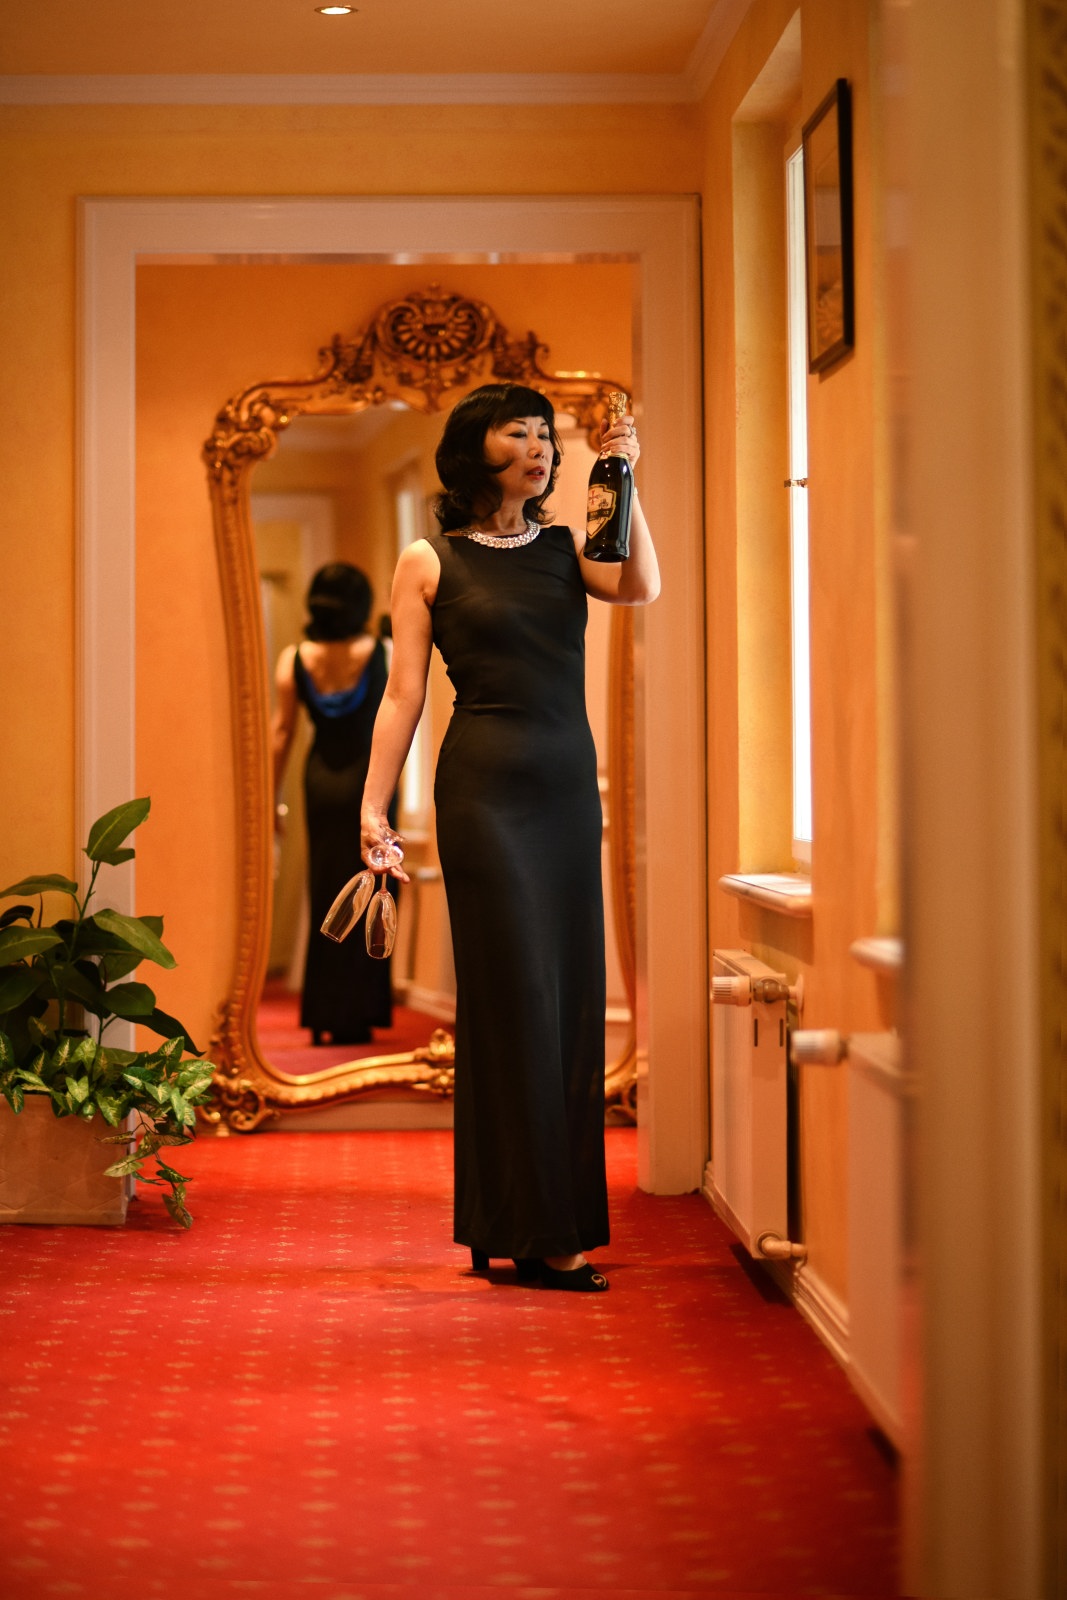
[712,974,752,1005]
[712,973,804,1012]
[757,1231,807,1263]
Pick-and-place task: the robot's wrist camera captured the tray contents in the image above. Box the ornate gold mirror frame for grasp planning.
[202,286,636,1131]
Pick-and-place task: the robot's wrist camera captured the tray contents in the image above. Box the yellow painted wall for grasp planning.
[256,445,385,607]
[0,97,692,1031]
[253,409,445,620]
[701,0,895,1300]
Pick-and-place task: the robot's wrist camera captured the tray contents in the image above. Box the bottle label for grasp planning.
[587,482,617,537]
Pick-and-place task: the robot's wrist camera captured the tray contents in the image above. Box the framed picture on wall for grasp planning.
[802,78,855,373]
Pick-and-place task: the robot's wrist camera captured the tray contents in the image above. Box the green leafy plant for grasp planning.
[0,798,216,1227]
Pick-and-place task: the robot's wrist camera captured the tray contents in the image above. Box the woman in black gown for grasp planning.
[361,386,659,1291]
[273,563,393,1046]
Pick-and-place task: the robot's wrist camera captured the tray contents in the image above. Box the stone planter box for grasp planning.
[0,1096,128,1226]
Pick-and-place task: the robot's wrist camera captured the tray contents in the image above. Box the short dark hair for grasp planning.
[434,384,562,533]
[304,563,373,641]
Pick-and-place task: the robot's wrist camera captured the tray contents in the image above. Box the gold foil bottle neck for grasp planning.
[599,390,632,461]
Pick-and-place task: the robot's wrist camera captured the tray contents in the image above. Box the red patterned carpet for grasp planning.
[0,1128,900,1599]
[256,978,445,1075]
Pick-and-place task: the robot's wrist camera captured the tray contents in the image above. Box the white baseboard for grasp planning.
[264,1098,454,1132]
[702,1160,755,1256]
[400,994,629,1051]
[701,1163,851,1371]
[847,1359,902,1451]
[793,1263,850,1369]
[402,985,456,1024]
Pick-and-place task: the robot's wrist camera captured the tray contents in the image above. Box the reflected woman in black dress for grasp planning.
[272,563,393,1046]
[361,385,659,1291]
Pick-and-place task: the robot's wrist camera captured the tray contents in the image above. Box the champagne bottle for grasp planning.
[583,391,634,563]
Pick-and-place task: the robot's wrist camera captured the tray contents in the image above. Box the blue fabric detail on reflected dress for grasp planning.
[292,642,392,1039]
[295,653,372,717]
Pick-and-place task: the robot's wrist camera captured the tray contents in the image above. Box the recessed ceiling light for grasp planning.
[316,5,355,13]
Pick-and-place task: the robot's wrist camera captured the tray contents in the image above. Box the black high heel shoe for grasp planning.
[470,1249,540,1281]
[538,1260,609,1292]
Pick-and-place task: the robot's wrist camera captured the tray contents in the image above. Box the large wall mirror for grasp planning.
[202,285,637,1131]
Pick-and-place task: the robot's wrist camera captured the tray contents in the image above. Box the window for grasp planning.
[786,144,813,864]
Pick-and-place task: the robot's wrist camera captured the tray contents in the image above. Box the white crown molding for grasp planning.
[0,71,692,106]
[686,0,756,98]
[0,4,757,108]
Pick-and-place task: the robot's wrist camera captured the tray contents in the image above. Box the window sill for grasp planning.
[718,872,813,919]
[849,936,903,976]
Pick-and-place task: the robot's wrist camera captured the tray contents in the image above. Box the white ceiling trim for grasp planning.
[0,5,759,108]
[1,71,692,106]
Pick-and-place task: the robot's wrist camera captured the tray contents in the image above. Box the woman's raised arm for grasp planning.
[359,539,441,880]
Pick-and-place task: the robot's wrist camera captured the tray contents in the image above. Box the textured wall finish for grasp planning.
[1027,3,1067,1592]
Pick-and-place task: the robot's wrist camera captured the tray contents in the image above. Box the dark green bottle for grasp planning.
[583,391,634,563]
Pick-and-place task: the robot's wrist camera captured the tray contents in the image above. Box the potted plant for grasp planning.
[0,798,215,1228]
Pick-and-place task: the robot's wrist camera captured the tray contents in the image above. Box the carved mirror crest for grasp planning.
[201,286,636,1132]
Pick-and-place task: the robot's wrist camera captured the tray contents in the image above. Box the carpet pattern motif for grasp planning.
[0,1128,899,1599]
[257,980,446,1075]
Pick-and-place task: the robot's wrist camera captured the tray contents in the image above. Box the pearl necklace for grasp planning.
[456,521,540,549]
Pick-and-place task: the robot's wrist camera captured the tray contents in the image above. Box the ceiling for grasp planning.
[0,0,723,80]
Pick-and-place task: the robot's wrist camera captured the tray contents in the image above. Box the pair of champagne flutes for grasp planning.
[320,834,404,959]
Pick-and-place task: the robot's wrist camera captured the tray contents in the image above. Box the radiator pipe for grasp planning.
[757,1232,808,1262]
[790,1028,847,1066]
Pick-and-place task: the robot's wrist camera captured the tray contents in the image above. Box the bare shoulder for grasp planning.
[275,642,298,685]
[394,536,442,604]
[349,632,377,668]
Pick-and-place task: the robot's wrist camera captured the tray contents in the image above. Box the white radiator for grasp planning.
[708,949,796,1260]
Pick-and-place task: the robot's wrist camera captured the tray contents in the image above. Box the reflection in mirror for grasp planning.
[253,407,452,1075]
[202,286,637,1131]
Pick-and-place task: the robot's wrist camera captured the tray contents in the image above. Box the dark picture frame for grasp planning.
[802,78,854,374]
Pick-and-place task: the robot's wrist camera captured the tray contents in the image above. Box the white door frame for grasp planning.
[79,194,707,1191]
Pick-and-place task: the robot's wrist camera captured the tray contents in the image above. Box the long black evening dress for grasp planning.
[429,525,609,1259]
[295,641,393,1042]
